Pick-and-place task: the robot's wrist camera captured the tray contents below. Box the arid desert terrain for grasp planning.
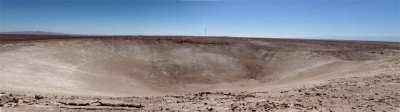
[0,34,399,111]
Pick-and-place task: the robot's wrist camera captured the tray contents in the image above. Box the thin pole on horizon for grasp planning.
[204,27,207,38]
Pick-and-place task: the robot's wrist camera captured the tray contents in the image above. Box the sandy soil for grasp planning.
[0,34,399,111]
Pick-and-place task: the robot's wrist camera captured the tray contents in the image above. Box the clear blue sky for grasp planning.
[0,0,399,41]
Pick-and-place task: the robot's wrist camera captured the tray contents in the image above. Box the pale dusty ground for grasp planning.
[0,34,399,111]
[1,71,399,111]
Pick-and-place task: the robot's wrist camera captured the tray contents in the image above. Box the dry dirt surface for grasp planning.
[0,34,399,111]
